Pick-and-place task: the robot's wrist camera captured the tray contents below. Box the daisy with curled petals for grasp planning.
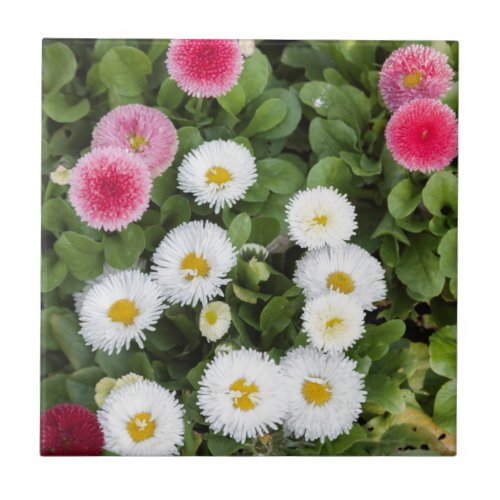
[286,186,357,250]
[197,348,289,443]
[166,39,243,98]
[92,104,178,178]
[98,379,184,456]
[199,301,232,342]
[151,220,237,307]
[302,293,365,353]
[379,44,453,112]
[177,140,257,214]
[280,346,366,442]
[78,270,167,354]
[385,97,458,172]
[294,243,386,311]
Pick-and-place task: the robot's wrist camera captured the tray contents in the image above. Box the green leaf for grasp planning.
[182,418,203,456]
[66,366,105,409]
[104,224,145,269]
[241,98,287,137]
[42,198,80,234]
[372,212,410,245]
[41,374,69,412]
[99,46,152,96]
[43,93,90,123]
[49,121,92,157]
[433,379,456,434]
[54,231,104,281]
[144,226,166,252]
[232,284,271,304]
[206,434,244,456]
[41,251,68,293]
[238,48,271,102]
[228,213,251,248]
[422,171,458,218]
[379,236,399,268]
[95,350,155,379]
[309,117,358,158]
[243,181,269,203]
[299,81,340,117]
[388,179,422,219]
[174,127,204,163]
[257,158,304,195]
[396,234,445,298]
[160,194,191,227]
[186,359,210,390]
[340,152,382,177]
[157,78,184,109]
[260,297,292,348]
[86,63,107,96]
[437,228,457,279]
[249,216,281,246]
[217,84,246,116]
[42,42,77,94]
[150,167,178,207]
[323,424,367,455]
[353,320,406,361]
[429,325,457,379]
[365,374,406,414]
[49,308,94,370]
[306,156,352,193]
[281,44,334,80]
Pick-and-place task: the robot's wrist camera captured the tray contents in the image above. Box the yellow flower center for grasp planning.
[230,378,259,411]
[127,412,156,442]
[302,379,331,406]
[128,134,149,152]
[206,166,232,186]
[327,271,354,294]
[421,128,429,139]
[108,299,139,326]
[325,317,343,331]
[205,311,218,325]
[313,215,328,226]
[403,70,423,88]
[181,252,210,280]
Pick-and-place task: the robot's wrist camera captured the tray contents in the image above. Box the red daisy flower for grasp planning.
[40,403,104,456]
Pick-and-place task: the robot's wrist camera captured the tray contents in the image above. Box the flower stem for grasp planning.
[194,97,204,123]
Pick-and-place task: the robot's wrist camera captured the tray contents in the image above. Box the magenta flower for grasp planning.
[385,98,458,173]
[92,104,178,178]
[69,147,152,232]
[379,44,453,112]
[166,39,243,98]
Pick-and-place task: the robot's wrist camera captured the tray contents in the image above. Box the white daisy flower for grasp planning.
[78,269,167,354]
[199,301,231,342]
[95,372,145,408]
[294,243,387,311]
[302,293,365,353]
[197,348,289,443]
[177,139,257,214]
[98,379,185,456]
[74,260,146,314]
[280,346,366,442]
[286,187,357,250]
[151,220,237,307]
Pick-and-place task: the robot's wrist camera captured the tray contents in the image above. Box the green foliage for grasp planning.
[41,39,457,457]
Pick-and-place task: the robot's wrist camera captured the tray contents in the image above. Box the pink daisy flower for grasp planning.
[385,98,458,173]
[379,44,453,112]
[166,39,243,98]
[41,403,104,456]
[69,147,152,232]
[92,104,178,178]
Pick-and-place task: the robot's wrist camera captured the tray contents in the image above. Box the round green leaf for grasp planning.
[260,296,292,349]
[309,117,359,158]
[433,379,456,434]
[257,158,304,194]
[42,42,76,94]
[144,226,166,252]
[43,93,90,123]
[429,325,457,379]
[217,84,246,116]
[157,78,184,109]
[437,228,457,279]
[42,198,80,234]
[104,224,145,269]
[41,251,68,293]
[388,179,422,219]
[249,217,281,246]
[240,98,287,137]
[228,213,251,248]
[238,48,271,103]
[307,156,352,193]
[54,231,104,281]
[365,374,406,415]
[160,194,191,228]
[422,171,458,218]
[99,46,152,96]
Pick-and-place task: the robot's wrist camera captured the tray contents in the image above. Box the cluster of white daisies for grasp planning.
[94,346,366,455]
[70,136,387,455]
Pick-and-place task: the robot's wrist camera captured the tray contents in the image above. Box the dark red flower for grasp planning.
[40,403,104,456]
